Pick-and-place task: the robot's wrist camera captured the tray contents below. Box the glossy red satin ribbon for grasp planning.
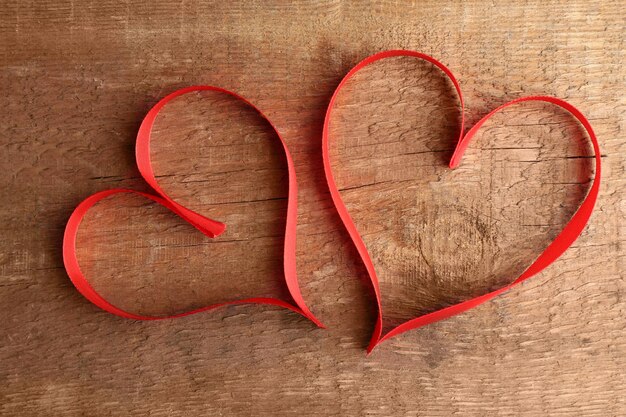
[322,50,601,353]
[63,86,323,328]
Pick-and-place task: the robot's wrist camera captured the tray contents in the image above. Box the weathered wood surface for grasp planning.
[1,1,624,416]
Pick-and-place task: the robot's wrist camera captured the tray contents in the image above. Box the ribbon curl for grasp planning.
[63,86,323,328]
[321,50,601,353]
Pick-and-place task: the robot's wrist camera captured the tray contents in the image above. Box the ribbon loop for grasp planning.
[322,50,600,353]
[63,87,323,328]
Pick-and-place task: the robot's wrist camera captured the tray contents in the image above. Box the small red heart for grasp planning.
[322,50,601,353]
[63,86,323,328]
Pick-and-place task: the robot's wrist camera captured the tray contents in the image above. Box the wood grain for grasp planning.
[0,1,624,416]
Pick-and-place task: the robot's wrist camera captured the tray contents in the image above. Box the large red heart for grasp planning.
[322,50,601,353]
[63,86,323,327]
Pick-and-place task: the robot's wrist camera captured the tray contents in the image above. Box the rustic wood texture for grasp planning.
[0,1,624,416]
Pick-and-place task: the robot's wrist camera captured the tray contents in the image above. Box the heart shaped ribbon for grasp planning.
[64,52,600,353]
[322,50,601,353]
[63,86,323,328]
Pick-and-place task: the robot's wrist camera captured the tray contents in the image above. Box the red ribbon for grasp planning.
[321,50,601,353]
[63,86,323,328]
[64,51,600,354]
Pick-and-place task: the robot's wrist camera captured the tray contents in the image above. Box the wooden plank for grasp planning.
[0,1,624,415]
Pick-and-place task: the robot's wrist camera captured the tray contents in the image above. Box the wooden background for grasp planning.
[1,1,624,415]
